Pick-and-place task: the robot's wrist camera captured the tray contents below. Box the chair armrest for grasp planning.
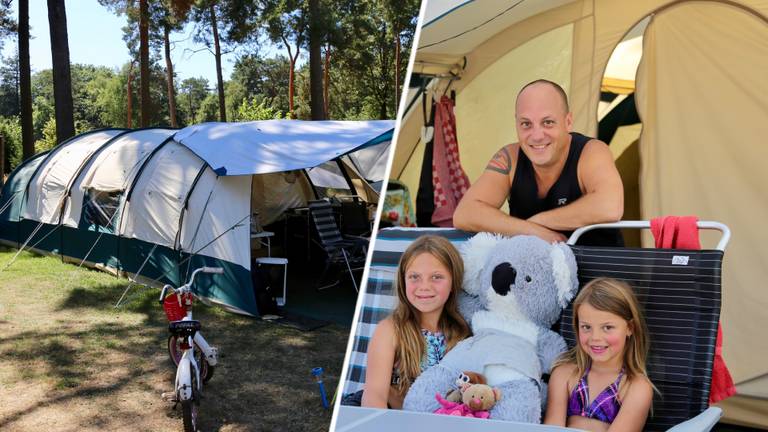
[665,407,722,432]
[343,234,370,243]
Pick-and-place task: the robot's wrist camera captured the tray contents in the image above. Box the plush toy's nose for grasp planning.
[492,262,516,296]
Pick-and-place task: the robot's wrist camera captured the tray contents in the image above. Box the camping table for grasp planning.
[251,230,274,256]
[334,406,573,432]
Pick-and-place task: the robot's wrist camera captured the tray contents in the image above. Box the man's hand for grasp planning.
[528,220,567,244]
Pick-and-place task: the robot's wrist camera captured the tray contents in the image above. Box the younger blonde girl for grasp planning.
[544,277,655,432]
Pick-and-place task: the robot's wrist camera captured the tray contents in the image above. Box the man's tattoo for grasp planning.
[486,147,511,175]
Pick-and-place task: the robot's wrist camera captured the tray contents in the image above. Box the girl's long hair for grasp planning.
[391,235,471,393]
[554,278,654,389]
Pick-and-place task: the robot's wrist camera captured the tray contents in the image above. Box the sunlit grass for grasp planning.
[0,246,348,431]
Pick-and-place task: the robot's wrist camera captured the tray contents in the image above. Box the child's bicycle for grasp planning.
[159,266,222,432]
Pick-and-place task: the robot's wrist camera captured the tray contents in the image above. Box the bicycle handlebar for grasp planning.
[157,267,223,304]
[158,284,175,304]
[201,266,224,274]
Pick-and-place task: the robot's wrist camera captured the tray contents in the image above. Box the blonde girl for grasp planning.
[362,235,471,409]
[544,277,655,432]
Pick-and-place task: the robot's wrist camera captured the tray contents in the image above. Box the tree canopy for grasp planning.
[0,0,419,173]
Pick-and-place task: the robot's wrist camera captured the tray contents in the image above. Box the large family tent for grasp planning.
[0,120,393,317]
[395,0,768,427]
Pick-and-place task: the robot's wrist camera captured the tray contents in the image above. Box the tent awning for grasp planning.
[173,120,394,176]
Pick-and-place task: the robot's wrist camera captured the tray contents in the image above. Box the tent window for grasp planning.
[307,160,353,199]
[83,189,121,231]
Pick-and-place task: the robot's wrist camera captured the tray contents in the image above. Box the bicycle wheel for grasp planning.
[168,336,214,383]
[181,398,198,432]
[181,367,199,432]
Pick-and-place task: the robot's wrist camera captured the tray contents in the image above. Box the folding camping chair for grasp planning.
[308,199,368,292]
[340,224,727,432]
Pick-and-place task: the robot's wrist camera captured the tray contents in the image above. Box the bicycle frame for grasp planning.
[175,333,201,401]
[159,267,223,402]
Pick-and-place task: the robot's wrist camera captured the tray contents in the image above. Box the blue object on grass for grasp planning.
[312,367,329,409]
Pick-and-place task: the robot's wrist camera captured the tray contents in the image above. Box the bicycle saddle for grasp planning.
[168,320,201,337]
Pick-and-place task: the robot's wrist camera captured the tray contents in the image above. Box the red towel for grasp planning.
[650,216,736,404]
[431,96,470,227]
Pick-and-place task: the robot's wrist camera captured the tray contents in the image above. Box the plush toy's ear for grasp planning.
[461,232,501,295]
[493,387,502,402]
[550,242,579,309]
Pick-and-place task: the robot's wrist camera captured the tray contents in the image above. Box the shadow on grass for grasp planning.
[0,318,167,428]
[55,281,166,326]
[2,306,348,431]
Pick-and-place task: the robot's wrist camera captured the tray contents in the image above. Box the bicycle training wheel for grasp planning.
[167,336,215,383]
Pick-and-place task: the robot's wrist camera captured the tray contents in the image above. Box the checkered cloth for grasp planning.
[431,96,470,227]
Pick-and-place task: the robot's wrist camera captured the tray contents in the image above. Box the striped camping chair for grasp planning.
[308,199,368,292]
[343,224,728,431]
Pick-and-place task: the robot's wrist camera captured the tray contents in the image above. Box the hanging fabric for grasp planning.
[416,79,436,227]
[650,215,736,404]
[431,96,470,227]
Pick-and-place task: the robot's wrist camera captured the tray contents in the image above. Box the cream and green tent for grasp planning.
[0,120,393,317]
[394,0,768,427]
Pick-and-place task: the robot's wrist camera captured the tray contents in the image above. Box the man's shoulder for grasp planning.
[578,137,612,161]
[486,143,520,176]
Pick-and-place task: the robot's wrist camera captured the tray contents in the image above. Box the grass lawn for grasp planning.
[0,247,349,431]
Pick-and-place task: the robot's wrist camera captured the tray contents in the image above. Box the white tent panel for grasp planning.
[62,129,174,228]
[307,164,348,190]
[347,140,391,182]
[174,120,394,176]
[120,142,206,247]
[180,174,250,269]
[82,129,175,191]
[23,130,123,224]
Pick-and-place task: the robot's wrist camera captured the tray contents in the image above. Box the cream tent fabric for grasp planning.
[62,128,174,228]
[180,174,251,270]
[393,0,768,424]
[23,130,124,224]
[120,142,206,249]
[634,0,768,405]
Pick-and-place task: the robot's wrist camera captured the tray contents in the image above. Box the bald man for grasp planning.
[453,79,624,246]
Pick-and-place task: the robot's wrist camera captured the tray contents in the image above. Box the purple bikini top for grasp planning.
[567,366,624,424]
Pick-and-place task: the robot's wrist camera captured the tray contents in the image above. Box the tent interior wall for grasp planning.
[0,120,392,321]
[397,0,768,427]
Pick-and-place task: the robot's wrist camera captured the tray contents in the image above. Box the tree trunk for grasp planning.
[0,135,5,187]
[282,36,299,119]
[127,62,134,128]
[288,57,295,118]
[394,28,400,115]
[210,3,226,122]
[46,0,75,144]
[308,0,324,120]
[187,91,194,124]
[164,22,177,127]
[323,44,330,119]
[139,0,151,127]
[19,0,35,160]
[379,24,389,120]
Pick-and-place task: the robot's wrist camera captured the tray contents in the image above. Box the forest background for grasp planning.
[0,0,419,175]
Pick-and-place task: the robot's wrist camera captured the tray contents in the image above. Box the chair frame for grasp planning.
[308,199,368,292]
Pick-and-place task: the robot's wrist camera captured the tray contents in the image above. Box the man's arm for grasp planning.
[528,140,623,231]
[453,145,567,243]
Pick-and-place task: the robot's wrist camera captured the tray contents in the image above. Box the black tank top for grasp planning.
[508,132,623,247]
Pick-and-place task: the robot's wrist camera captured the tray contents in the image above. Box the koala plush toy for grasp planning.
[403,234,579,423]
